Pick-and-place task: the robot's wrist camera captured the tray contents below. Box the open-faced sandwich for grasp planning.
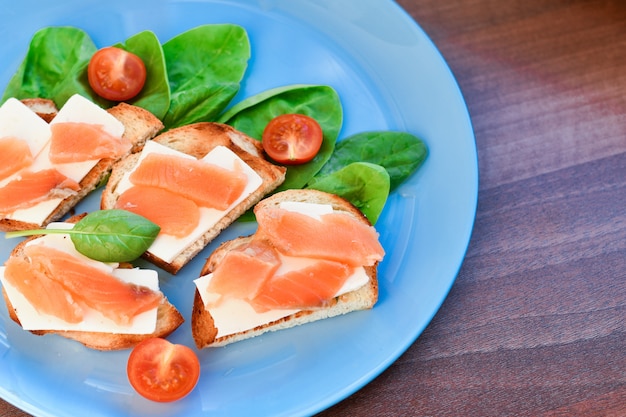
[0,94,163,232]
[191,189,385,348]
[101,122,287,274]
[0,214,184,351]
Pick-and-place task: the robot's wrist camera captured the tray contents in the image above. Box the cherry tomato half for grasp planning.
[127,338,200,403]
[261,113,324,165]
[88,46,147,102]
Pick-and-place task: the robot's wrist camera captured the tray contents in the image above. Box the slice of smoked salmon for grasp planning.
[22,244,162,326]
[115,185,200,238]
[48,122,132,164]
[205,239,281,306]
[255,207,385,267]
[250,260,353,312]
[129,152,248,210]
[0,169,80,214]
[0,137,34,181]
[4,255,84,323]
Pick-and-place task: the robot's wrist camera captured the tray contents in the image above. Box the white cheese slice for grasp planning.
[0,97,51,159]
[193,202,371,338]
[3,198,64,225]
[50,94,124,137]
[194,283,299,338]
[0,226,160,334]
[48,94,124,182]
[115,141,263,263]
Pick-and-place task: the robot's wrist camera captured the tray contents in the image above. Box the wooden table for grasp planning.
[2,0,625,416]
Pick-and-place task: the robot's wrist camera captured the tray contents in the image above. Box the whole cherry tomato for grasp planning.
[88,46,146,101]
[261,113,324,165]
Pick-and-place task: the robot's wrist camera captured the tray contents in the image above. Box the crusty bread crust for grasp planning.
[1,215,184,351]
[20,98,58,122]
[192,189,380,349]
[0,102,164,232]
[101,122,287,274]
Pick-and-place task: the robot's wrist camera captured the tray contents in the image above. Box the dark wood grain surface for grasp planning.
[2,0,625,416]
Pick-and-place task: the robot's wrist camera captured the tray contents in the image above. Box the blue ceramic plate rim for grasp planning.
[0,1,478,416]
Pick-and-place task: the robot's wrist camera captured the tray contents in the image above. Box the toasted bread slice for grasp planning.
[20,98,58,122]
[191,189,380,349]
[0,215,184,351]
[2,286,183,351]
[0,102,164,232]
[101,122,287,274]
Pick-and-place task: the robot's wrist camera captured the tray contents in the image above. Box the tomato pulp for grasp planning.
[88,47,147,102]
[127,338,200,402]
[261,113,324,165]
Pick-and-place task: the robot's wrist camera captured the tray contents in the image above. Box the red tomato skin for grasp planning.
[88,47,147,102]
[127,338,200,403]
[262,113,324,165]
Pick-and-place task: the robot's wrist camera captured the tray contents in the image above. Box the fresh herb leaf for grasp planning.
[113,30,171,119]
[1,26,98,107]
[5,210,160,263]
[306,162,390,224]
[162,24,250,129]
[316,131,428,190]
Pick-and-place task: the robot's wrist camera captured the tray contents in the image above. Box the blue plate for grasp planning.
[0,1,478,416]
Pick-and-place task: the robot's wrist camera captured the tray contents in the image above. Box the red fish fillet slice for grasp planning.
[255,207,385,267]
[0,137,34,181]
[0,169,80,214]
[250,260,354,312]
[3,255,85,323]
[48,122,132,164]
[23,244,163,326]
[205,239,282,306]
[115,185,200,238]
[129,152,248,210]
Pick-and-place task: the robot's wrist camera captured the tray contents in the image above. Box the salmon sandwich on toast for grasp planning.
[0,94,163,232]
[191,189,385,349]
[101,122,287,274]
[0,214,184,351]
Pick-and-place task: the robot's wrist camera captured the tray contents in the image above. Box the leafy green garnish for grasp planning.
[316,131,428,191]
[5,210,160,263]
[307,162,390,224]
[1,24,250,130]
[300,131,427,223]
[1,26,98,107]
[219,84,343,191]
[162,24,250,129]
[114,30,171,119]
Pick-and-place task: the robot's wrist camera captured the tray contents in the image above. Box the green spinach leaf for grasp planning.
[306,162,390,224]
[5,210,160,263]
[316,131,428,190]
[219,84,343,191]
[162,24,250,129]
[113,30,170,119]
[1,26,98,107]
[1,28,170,118]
